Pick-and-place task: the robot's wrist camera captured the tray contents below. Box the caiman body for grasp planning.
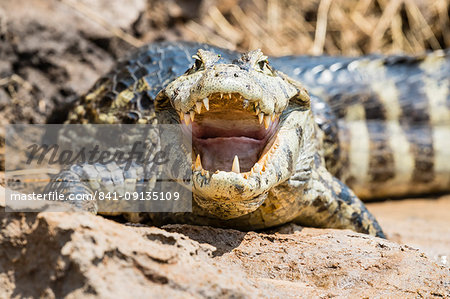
[48,41,450,238]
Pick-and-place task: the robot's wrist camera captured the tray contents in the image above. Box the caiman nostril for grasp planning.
[234,73,239,77]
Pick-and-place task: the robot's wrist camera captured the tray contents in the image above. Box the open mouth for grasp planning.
[178,93,280,176]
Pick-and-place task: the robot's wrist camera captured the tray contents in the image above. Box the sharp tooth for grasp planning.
[228,93,232,98]
[201,169,206,176]
[179,112,184,120]
[258,113,264,124]
[264,115,271,129]
[190,111,195,122]
[243,99,249,108]
[271,113,276,121]
[220,93,223,99]
[232,155,240,173]
[195,154,202,170]
[255,107,260,115]
[195,102,202,114]
[253,163,262,174]
[203,98,209,111]
[184,113,191,125]
[205,171,210,179]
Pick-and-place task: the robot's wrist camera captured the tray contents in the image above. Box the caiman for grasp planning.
[45,41,450,238]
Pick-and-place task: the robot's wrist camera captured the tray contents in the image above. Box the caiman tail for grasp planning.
[273,49,450,199]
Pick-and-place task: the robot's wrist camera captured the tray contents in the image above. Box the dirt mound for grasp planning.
[1,208,448,298]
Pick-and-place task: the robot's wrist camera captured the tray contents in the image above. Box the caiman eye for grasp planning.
[185,56,204,74]
[258,60,268,70]
[194,58,203,70]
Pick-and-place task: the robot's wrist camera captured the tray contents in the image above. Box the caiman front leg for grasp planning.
[43,162,157,223]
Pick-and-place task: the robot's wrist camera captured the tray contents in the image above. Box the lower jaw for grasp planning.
[189,122,301,214]
[193,191,269,219]
[188,110,307,219]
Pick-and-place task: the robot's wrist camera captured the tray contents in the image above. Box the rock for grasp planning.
[0,0,146,131]
[0,0,148,170]
[165,224,450,297]
[0,211,260,299]
[368,195,450,267]
[1,204,448,298]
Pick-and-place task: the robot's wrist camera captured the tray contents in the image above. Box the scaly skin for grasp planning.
[48,42,450,238]
[272,50,450,198]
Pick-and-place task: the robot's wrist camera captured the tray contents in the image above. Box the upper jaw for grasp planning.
[167,64,298,118]
[176,92,283,130]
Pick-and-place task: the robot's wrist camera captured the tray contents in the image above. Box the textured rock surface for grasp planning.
[0,0,146,126]
[369,195,450,267]
[1,196,448,298]
[0,211,259,299]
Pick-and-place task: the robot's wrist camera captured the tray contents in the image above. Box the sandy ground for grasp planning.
[368,195,450,267]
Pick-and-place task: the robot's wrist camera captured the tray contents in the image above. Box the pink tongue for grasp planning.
[196,137,262,172]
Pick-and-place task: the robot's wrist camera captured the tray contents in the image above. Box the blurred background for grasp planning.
[141,0,450,56]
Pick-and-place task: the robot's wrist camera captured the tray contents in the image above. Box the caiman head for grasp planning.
[155,48,311,219]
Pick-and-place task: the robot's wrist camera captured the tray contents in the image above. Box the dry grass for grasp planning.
[143,0,449,56]
[62,0,449,56]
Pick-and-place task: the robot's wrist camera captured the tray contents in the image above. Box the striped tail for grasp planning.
[339,120,450,199]
[336,50,450,199]
[274,49,450,199]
